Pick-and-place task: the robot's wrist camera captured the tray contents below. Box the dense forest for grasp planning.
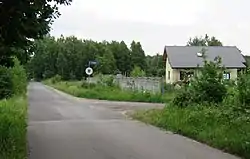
[28,36,165,80]
[28,34,250,81]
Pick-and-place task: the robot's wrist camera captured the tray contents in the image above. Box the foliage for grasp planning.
[0,58,27,99]
[163,83,175,93]
[0,0,72,66]
[237,72,250,112]
[131,66,146,77]
[108,41,132,75]
[244,55,250,68]
[96,47,116,74]
[97,75,115,87]
[29,36,161,81]
[11,58,27,95]
[132,106,250,159]
[50,74,62,84]
[173,52,227,107]
[145,54,165,77]
[130,41,147,71]
[0,96,27,159]
[172,88,194,108]
[0,66,13,99]
[187,34,223,46]
[191,57,227,103]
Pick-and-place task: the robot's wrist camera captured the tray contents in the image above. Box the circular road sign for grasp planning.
[85,67,93,75]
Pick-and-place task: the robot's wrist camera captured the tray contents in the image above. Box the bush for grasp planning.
[11,58,27,95]
[51,75,62,84]
[163,83,175,93]
[0,66,13,99]
[172,88,194,107]
[173,56,227,106]
[191,57,227,103]
[131,66,146,77]
[0,96,27,159]
[97,75,116,87]
[237,72,250,111]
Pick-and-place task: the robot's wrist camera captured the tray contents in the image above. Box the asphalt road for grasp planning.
[28,82,240,159]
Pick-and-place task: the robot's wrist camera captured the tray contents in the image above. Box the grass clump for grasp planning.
[132,106,250,159]
[0,96,27,159]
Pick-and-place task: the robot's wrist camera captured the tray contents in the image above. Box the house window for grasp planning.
[223,72,230,80]
[168,71,170,80]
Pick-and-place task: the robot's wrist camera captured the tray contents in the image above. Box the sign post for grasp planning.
[85,67,93,89]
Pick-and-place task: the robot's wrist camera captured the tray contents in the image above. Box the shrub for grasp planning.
[51,75,62,84]
[0,96,27,159]
[0,66,13,99]
[237,72,250,110]
[173,88,195,107]
[10,58,27,95]
[191,57,226,103]
[97,74,116,87]
[173,55,227,106]
[131,66,146,77]
[163,83,175,93]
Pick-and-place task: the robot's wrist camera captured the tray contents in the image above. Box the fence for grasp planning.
[87,76,163,93]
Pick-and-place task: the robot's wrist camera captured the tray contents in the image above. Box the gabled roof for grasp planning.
[164,46,246,69]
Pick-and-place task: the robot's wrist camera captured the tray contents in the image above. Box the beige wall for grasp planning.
[227,69,238,80]
[165,57,173,83]
[165,58,180,83]
[165,58,239,83]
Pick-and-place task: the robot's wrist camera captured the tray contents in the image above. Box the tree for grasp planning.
[187,34,223,46]
[0,0,72,66]
[131,66,146,77]
[145,53,165,77]
[109,41,132,75]
[96,47,117,75]
[130,41,147,71]
[28,36,151,80]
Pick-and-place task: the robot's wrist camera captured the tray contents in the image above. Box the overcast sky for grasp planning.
[50,0,250,55]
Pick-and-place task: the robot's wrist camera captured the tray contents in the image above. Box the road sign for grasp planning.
[89,61,97,65]
[85,67,93,75]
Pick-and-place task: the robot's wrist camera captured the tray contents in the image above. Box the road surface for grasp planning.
[28,83,239,159]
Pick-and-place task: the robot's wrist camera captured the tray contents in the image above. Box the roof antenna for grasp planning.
[197,52,203,57]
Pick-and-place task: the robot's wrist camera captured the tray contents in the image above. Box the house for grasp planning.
[163,46,246,84]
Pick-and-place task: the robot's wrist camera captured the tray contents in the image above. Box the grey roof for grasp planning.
[164,46,246,68]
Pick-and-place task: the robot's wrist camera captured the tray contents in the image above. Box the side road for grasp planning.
[28,82,240,159]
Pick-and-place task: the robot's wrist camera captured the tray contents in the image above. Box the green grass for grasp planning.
[0,96,27,159]
[132,106,250,159]
[44,80,175,103]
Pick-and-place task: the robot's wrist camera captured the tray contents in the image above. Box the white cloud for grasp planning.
[51,0,250,55]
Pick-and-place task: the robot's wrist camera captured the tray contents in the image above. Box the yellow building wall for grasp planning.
[165,57,180,83]
[165,57,239,83]
[165,57,173,83]
[227,69,238,80]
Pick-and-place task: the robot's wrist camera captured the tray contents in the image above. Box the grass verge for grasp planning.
[0,96,27,159]
[131,106,250,159]
[44,81,174,103]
